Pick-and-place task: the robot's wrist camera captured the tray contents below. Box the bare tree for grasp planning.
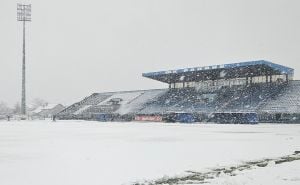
[13,102,21,114]
[0,102,12,115]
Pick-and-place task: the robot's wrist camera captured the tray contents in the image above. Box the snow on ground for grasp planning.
[0,120,299,185]
[206,160,300,185]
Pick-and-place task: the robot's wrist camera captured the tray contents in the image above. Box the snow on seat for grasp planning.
[98,91,144,106]
[73,105,92,115]
[261,81,300,113]
[57,93,112,115]
[117,89,168,115]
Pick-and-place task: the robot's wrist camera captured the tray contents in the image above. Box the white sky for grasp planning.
[0,0,300,107]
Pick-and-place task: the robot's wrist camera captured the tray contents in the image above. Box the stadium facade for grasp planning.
[57,60,300,123]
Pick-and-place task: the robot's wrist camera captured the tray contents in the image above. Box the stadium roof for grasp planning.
[142,60,294,83]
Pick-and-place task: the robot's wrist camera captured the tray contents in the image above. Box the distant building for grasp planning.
[32,104,65,119]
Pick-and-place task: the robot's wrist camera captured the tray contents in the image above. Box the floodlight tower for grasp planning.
[17,4,31,115]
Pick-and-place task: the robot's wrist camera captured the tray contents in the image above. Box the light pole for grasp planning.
[17,4,31,115]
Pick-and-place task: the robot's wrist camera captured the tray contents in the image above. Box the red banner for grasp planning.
[135,115,162,122]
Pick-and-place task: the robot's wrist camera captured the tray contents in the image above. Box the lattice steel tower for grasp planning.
[17,4,31,115]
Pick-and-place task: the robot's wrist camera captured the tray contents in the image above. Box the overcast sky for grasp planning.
[0,0,299,107]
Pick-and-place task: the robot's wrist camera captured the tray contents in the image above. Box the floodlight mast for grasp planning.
[17,4,31,116]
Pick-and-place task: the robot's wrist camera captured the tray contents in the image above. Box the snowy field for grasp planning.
[0,120,299,185]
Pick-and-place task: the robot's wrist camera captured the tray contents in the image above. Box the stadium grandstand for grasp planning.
[56,60,300,123]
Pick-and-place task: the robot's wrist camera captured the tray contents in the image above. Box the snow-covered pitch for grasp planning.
[0,121,299,185]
